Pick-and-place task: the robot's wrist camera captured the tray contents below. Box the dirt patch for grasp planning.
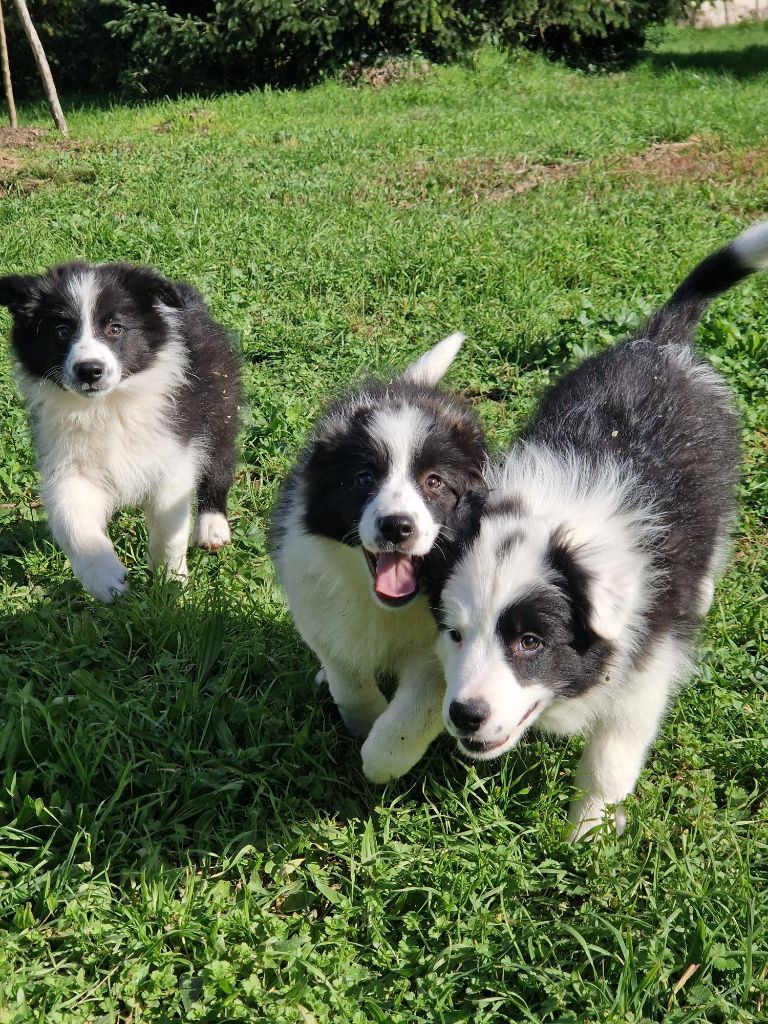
[0,125,47,149]
[0,151,24,173]
[608,135,768,184]
[0,125,89,196]
[154,108,215,134]
[343,57,431,88]
[380,136,768,207]
[381,155,584,207]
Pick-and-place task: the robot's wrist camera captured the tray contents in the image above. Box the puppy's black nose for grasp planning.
[378,514,415,543]
[449,698,490,733]
[74,360,105,384]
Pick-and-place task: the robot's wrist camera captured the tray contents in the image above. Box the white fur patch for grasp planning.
[732,218,768,271]
[61,271,120,395]
[401,332,465,387]
[358,405,439,557]
[191,511,231,550]
[567,634,690,841]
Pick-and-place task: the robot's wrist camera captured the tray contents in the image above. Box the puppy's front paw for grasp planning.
[75,552,129,603]
[361,732,414,784]
[148,550,189,581]
[191,512,231,551]
[567,799,627,843]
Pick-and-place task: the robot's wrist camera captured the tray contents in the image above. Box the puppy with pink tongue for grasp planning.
[271,333,486,782]
[374,554,420,601]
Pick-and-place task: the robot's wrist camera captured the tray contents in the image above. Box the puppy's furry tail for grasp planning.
[644,219,768,345]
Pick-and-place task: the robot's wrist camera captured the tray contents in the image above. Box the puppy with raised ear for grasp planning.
[426,222,768,839]
[0,262,240,601]
[271,334,487,782]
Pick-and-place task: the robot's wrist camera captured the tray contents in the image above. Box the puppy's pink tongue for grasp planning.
[375,553,417,599]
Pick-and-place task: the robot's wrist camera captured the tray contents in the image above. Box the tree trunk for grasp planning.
[11,0,67,135]
[0,0,16,128]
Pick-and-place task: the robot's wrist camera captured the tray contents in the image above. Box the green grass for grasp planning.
[0,20,767,1023]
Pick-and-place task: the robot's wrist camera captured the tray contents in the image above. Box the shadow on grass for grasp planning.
[1,576,517,882]
[647,43,768,79]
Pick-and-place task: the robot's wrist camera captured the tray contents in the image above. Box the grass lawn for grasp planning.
[0,20,767,1024]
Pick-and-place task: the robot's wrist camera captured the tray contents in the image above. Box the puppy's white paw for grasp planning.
[314,667,328,688]
[361,731,414,784]
[75,551,129,603]
[147,550,189,581]
[191,512,231,550]
[163,558,189,582]
[567,800,627,843]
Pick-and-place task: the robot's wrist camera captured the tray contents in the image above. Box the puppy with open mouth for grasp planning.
[425,222,767,839]
[271,333,487,782]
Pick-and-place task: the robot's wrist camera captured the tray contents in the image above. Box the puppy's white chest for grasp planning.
[279,532,437,675]
[33,389,189,507]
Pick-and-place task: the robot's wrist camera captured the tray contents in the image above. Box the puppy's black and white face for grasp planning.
[434,504,616,758]
[0,262,182,398]
[301,334,486,608]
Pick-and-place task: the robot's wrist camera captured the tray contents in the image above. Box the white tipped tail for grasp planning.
[401,331,466,387]
[645,217,768,343]
[731,219,768,271]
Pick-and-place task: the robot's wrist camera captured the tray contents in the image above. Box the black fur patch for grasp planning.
[495,581,613,698]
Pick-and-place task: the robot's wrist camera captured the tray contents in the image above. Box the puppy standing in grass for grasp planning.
[271,334,487,782]
[0,262,240,601]
[425,223,766,839]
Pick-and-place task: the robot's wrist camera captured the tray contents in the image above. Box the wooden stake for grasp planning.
[11,0,67,135]
[0,0,16,128]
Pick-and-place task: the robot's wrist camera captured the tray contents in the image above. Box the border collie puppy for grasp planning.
[271,334,487,782]
[0,262,240,601]
[426,222,768,839]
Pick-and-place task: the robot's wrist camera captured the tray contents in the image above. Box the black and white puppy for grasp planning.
[0,262,240,601]
[426,222,768,839]
[271,333,487,782]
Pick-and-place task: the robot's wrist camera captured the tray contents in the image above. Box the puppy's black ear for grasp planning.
[548,537,596,654]
[450,486,486,539]
[173,282,207,311]
[423,487,486,610]
[143,269,185,310]
[0,274,40,313]
[114,264,185,310]
[153,278,185,309]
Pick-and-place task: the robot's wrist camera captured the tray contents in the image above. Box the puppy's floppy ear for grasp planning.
[401,332,465,387]
[145,270,185,310]
[0,274,41,313]
[549,529,641,646]
[423,487,486,608]
[449,486,487,539]
[114,263,185,310]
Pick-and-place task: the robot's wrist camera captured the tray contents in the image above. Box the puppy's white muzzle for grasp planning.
[442,658,551,760]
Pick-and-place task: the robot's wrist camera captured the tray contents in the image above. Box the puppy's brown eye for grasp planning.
[106,323,124,339]
[447,628,463,644]
[355,470,374,489]
[517,634,541,653]
[425,474,443,491]
[55,325,71,341]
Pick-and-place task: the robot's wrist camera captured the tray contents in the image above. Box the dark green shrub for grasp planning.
[499,1,679,69]
[2,1,119,100]
[0,1,679,102]
[107,1,494,95]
